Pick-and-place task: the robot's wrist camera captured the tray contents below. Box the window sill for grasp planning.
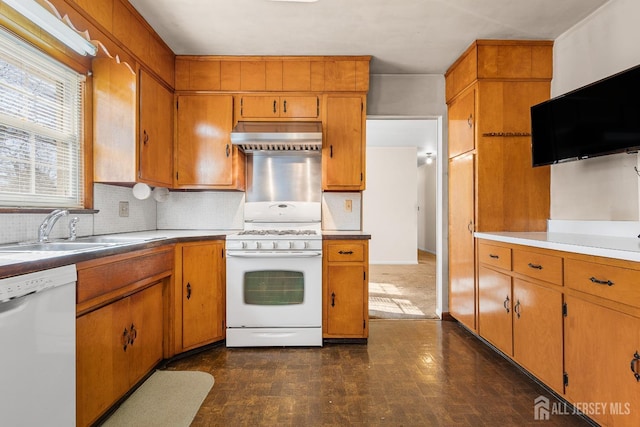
[0,208,99,214]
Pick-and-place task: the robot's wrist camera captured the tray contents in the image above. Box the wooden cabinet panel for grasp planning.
[180,243,224,350]
[323,240,369,339]
[139,69,173,186]
[282,61,310,91]
[445,45,477,102]
[478,266,513,355]
[448,153,476,330]
[477,242,511,270]
[280,96,319,118]
[512,248,563,285]
[176,94,237,188]
[324,60,356,91]
[266,60,283,91]
[477,43,553,80]
[512,278,564,393]
[128,284,163,386]
[112,0,148,61]
[175,59,221,91]
[448,88,475,158]
[323,95,364,190]
[565,295,640,427]
[221,61,241,90]
[238,95,319,119]
[355,60,370,92]
[565,258,640,308]
[71,0,113,32]
[92,57,137,183]
[240,61,266,91]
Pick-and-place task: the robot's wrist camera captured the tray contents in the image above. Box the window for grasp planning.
[0,27,84,208]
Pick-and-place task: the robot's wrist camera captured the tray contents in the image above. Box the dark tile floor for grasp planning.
[166,320,593,426]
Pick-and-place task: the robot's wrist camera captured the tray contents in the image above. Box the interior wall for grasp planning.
[418,162,437,253]
[363,147,418,264]
[551,0,640,220]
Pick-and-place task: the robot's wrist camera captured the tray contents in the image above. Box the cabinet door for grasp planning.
[280,96,319,118]
[448,153,476,330]
[128,283,164,387]
[240,95,279,118]
[323,95,364,190]
[176,95,234,187]
[478,266,512,355]
[76,297,130,427]
[565,296,640,427]
[448,88,475,158]
[139,69,173,186]
[512,278,563,393]
[326,264,367,337]
[181,243,224,350]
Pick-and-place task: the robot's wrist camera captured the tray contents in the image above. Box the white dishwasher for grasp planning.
[0,264,77,427]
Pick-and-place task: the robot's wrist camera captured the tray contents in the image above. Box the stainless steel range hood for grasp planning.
[230,121,322,152]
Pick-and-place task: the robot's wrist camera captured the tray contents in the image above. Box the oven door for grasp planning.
[226,250,322,328]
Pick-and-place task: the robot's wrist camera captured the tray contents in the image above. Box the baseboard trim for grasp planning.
[440,312,455,321]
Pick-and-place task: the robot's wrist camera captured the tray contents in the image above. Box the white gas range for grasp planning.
[225,202,322,347]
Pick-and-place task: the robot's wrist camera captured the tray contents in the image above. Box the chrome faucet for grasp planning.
[38,209,69,242]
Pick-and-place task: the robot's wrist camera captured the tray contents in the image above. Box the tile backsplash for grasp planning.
[0,184,361,245]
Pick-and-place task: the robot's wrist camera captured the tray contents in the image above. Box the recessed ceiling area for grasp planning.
[128,0,610,74]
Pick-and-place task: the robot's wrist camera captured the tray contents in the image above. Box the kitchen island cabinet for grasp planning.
[75,246,172,427]
[173,241,225,354]
[175,94,244,189]
[322,239,369,339]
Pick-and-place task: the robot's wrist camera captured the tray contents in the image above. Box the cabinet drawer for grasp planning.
[478,243,511,270]
[326,243,365,262]
[512,249,562,285]
[565,258,640,308]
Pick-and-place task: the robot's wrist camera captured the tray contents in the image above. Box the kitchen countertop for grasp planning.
[475,231,640,263]
[0,230,234,279]
[0,229,371,279]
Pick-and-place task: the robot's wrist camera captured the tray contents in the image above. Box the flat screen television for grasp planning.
[531,64,640,166]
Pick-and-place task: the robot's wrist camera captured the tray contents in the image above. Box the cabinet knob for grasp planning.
[186,283,192,300]
[225,144,230,158]
[330,145,333,158]
[129,323,137,345]
[273,100,277,114]
[122,327,130,352]
[514,299,521,319]
[331,292,336,307]
[503,295,510,313]
[631,351,640,382]
[143,129,149,145]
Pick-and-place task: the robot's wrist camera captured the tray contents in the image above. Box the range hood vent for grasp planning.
[230,121,322,152]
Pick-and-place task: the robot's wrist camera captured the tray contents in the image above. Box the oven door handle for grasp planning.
[226,251,322,258]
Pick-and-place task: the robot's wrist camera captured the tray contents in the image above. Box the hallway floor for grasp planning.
[166,320,591,426]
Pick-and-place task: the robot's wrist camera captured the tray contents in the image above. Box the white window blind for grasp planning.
[0,27,84,208]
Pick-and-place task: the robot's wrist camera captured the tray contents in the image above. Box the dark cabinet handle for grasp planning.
[225,144,230,158]
[331,292,335,307]
[467,221,474,233]
[338,250,353,255]
[283,99,287,113]
[129,323,137,345]
[330,145,333,158]
[514,300,521,319]
[143,129,149,145]
[273,99,277,114]
[590,276,614,286]
[122,327,130,352]
[631,351,640,382]
[503,295,510,313]
[528,263,543,270]
[186,283,192,300]
[489,254,499,259]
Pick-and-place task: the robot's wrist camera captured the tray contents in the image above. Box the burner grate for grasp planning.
[238,229,318,236]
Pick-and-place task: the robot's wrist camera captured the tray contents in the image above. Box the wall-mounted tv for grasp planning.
[531,64,640,167]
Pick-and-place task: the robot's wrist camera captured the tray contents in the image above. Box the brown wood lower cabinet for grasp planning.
[323,239,369,339]
[174,241,225,353]
[477,238,640,426]
[76,283,163,427]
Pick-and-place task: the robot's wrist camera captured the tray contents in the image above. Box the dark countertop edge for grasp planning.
[0,234,227,280]
[322,233,371,240]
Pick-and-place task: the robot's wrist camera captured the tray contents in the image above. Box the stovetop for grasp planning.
[237,229,318,236]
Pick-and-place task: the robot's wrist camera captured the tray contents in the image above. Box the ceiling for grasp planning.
[128,0,610,75]
[126,0,609,160]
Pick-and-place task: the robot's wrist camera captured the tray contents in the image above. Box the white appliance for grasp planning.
[0,264,77,426]
[226,201,322,347]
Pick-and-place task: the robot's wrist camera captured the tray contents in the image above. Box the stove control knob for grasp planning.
[289,241,294,249]
[256,241,261,249]
[304,241,310,249]
[241,242,247,249]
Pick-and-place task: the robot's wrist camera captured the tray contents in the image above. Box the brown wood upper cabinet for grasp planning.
[237,95,320,119]
[175,94,245,189]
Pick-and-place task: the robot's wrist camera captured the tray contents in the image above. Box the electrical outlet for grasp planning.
[119,201,129,217]
[345,199,352,212]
